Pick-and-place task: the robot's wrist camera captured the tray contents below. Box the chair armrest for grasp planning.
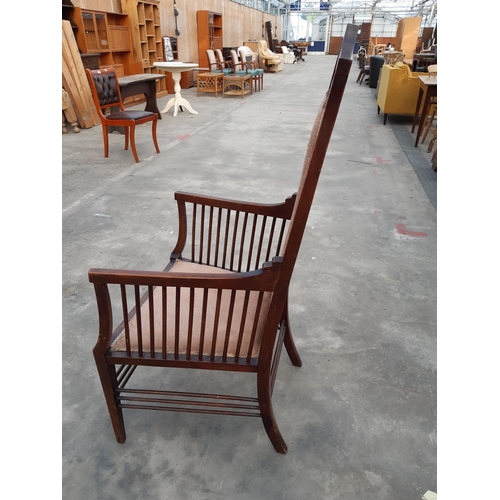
[170,192,296,270]
[89,258,281,288]
[89,258,282,351]
[218,61,232,71]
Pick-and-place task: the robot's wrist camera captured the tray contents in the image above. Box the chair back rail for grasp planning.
[171,195,295,272]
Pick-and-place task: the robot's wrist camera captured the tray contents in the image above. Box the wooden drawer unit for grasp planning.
[80,54,100,70]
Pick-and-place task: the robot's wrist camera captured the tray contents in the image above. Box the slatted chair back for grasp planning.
[88,25,357,454]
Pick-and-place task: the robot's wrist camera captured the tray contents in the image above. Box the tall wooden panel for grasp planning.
[197,10,223,70]
[394,16,421,60]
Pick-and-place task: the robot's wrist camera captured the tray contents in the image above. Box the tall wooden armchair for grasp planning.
[88,25,356,454]
[86,67,160,163]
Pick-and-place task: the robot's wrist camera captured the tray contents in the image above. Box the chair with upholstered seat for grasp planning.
[258,40,283,72]
[86,67,160,163]
[207,49,232,76]
[280,46,295,64]
[88,25,356,454]
[229,49,263,92]
[376,62,428,124]
[383,51,405,66]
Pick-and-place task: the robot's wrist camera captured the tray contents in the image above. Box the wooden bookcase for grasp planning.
[121,0,167,97]
[197,10,223,70]
[72,8,141,77]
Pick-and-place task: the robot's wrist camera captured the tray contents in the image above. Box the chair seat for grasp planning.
[111,260,272,359]
[106,110,156,121]
[213,68,232,76]
[234,70,260,76]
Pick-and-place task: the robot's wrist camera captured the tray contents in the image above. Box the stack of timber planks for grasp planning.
[62,20,100,129]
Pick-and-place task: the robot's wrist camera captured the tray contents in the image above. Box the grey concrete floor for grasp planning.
[62,55,436,499]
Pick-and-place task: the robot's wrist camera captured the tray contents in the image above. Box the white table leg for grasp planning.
[161,71,198,117]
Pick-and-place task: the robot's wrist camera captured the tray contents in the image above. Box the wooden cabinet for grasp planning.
[80,54,100,71]
[394,16,422,60]
[121,0,167,97]
[197,10,223,70]
[72,7,141,77]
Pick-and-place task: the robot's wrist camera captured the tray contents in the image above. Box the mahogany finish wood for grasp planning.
[86,67,160,163]
[89,26,355,453]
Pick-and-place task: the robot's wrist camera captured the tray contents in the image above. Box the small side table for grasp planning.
[197,72,224,97]
[223,75,252,98]
[411,76,437,147]
[153,62,199,117]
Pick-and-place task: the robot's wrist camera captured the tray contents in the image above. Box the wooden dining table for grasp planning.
[411,75,437,147]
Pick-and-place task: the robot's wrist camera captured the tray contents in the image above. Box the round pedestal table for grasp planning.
[153,62,199,117]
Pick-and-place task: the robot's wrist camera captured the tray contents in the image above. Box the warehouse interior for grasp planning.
[5,1,493,499]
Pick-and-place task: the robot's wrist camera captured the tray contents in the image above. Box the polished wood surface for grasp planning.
[412,76,437,147]
[118,73,166,118]
[88,29,355,453]
[86,67,160,163]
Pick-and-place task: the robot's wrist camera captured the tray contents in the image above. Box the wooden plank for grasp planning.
[62,20,100,126]
[62,54,93,129]
[62,21,100,127]
[62,38,93,127]
[62,23,90,123]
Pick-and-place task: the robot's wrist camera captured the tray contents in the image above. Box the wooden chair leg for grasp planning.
[428,128,437,153]
[421,108,436,144]
[383,114,388,125]
[102,124,109,158]
[152,118,160,154]
[123,126,129,151]
[257,369,287,454]
[129,125,140,163]
[93,354,126,443]
[282,298,302,367]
